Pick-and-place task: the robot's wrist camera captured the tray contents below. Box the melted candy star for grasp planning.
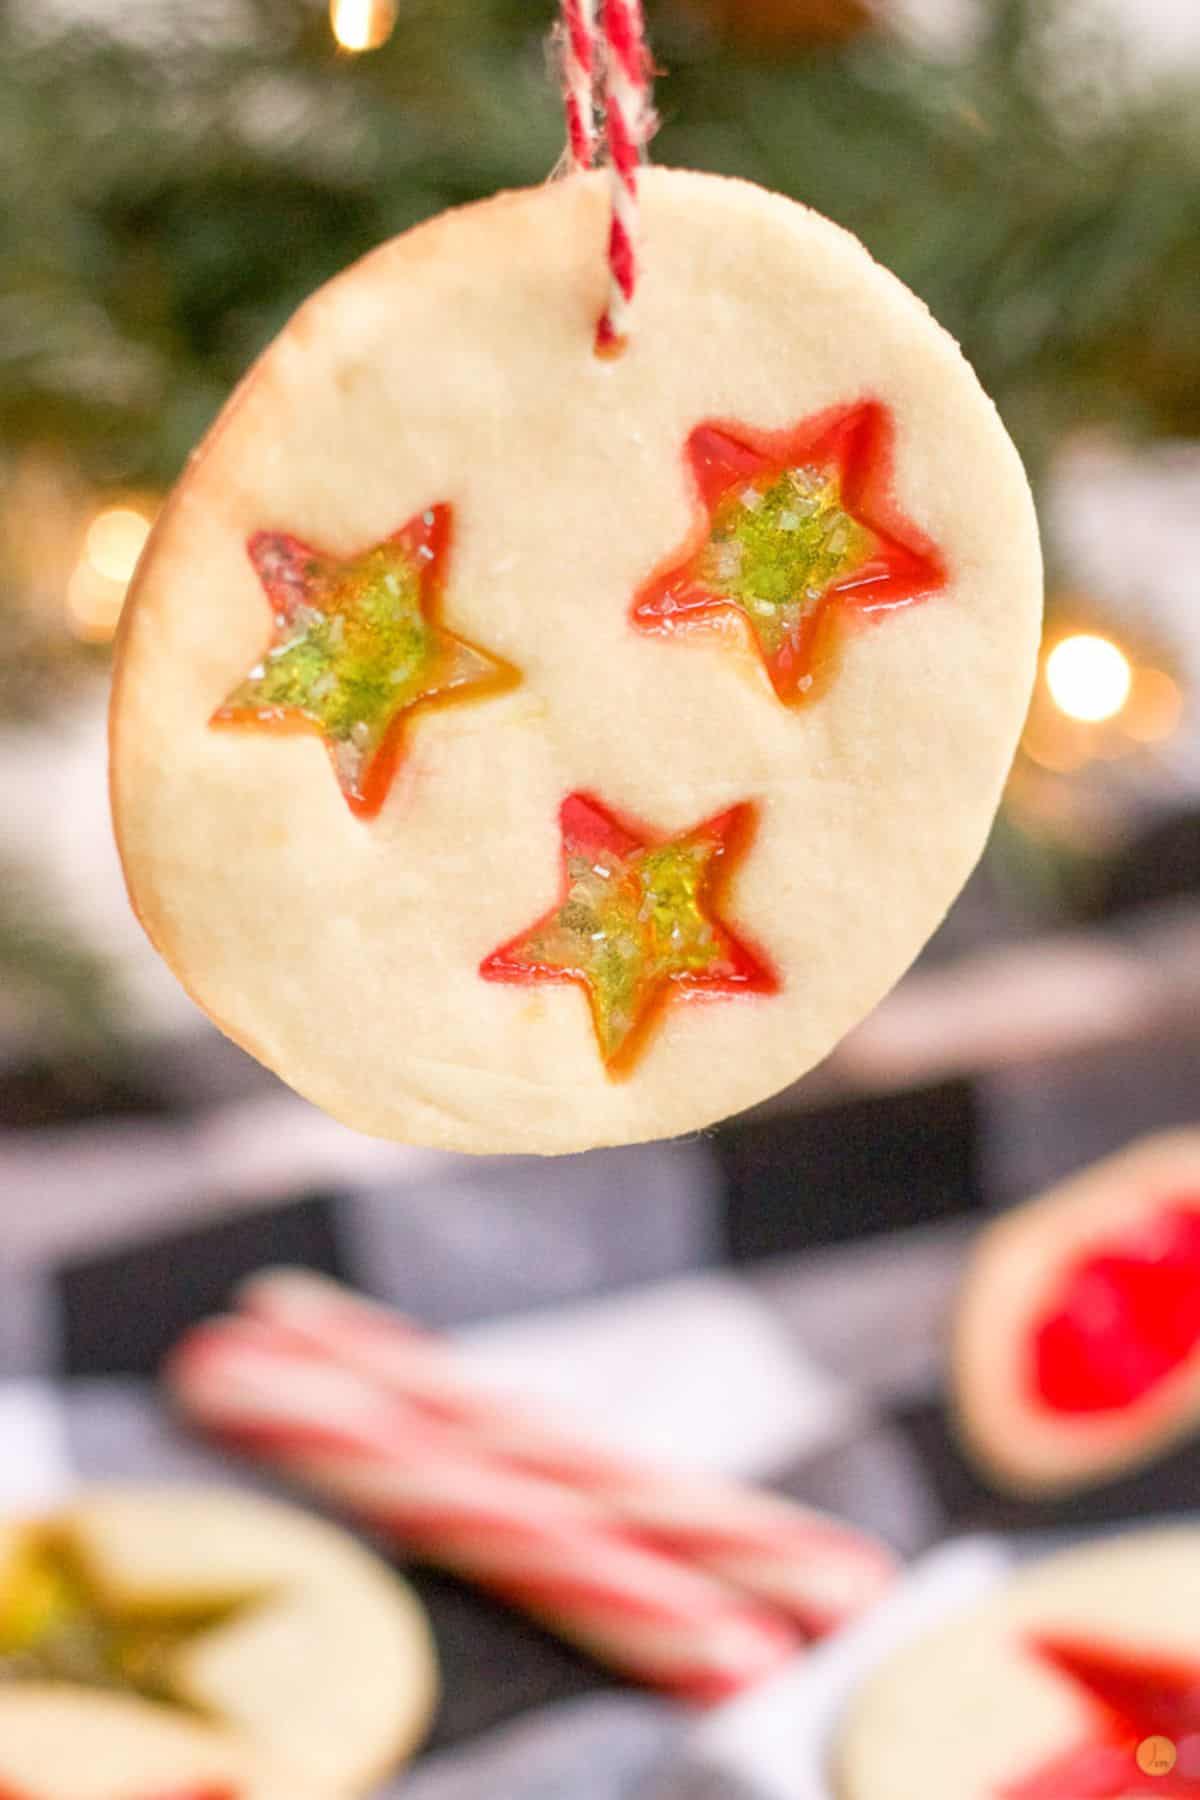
[1002,1636,1200,1797]
[480,792,775,1074]
[632,401,947,704]
[213,506,515,818]
[0,1532,249,1713]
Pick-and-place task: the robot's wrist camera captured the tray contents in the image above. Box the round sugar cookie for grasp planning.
[836,1528,1200,1799]
[111,168,1042,1154]
[0,1486,437,1795]
[955,1130,1200,1496]
[0,1686,332,1800]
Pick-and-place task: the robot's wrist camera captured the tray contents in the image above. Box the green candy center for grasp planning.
[224,545,434,785]
[702,466,870,662]
[0,1538,237,1710]
[530,840,723,1061]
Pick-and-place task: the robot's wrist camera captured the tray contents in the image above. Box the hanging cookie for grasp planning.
[955,1130,1200,1496]
[837,1528,1200,1799]
[110,1,1041,1155]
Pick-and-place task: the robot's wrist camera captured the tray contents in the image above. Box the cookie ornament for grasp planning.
[110,1,1041,1154]
[837,1529,1200,1800]
[955,1131,1200,1496]
[0,1486,437,1796]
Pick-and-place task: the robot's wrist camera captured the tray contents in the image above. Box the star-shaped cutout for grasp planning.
[1002,1635,1200,1797]
[631,401,947,704]
[212,505,516,818]
[0,1532,250,1715]
[480,792,776,1073]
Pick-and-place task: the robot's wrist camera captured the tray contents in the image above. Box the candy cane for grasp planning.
[241,1268,897,1637]
[169,1317,797,1704]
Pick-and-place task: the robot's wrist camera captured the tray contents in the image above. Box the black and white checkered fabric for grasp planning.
[3,1029,1200,1799]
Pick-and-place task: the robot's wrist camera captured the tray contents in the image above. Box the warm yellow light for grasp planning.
[84,505,150,583]
[66,562,127,643]
[1044,633,1132,724]
[1124,667,1183,744]
[330,0,396,52]
[1020,712,1088,774]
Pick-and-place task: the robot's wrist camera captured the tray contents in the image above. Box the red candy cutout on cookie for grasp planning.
[632,401,947,704]
[480,791,775,1074]
[1002,1636,1200,1797]
[213,505,516,818]
[1031,1200,1200,1415]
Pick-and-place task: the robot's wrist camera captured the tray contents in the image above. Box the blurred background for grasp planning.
[2,0,1200,1789]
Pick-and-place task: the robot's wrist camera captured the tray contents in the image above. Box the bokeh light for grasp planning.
[83,506,151,584]
[66,502,154,642]
[1124,667,1183,744]
[1045,633,1133,724]
[330,0,397,53]
[66,562,127,643]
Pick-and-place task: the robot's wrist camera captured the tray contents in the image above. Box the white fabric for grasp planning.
[457,1272,858,1479]
[0,1380,73,1514]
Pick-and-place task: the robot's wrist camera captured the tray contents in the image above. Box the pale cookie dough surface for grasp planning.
[111,167,1042,1154]
[0,1684,336,1800]
[2,1486,437,1796]
[955,1130,1200,1495]
[837,1529,1200,1800]
[0,1686,335,1800]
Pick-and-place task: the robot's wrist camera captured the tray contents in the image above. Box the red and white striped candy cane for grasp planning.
[241,1269,898,1638]
[169,1316,797,1705]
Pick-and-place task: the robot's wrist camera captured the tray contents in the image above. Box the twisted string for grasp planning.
[560,0,598,172]
[556,0,654,351]
[596,0,653,351]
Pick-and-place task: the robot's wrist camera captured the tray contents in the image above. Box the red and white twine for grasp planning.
[560,0,598,173]
[557,0,654,350]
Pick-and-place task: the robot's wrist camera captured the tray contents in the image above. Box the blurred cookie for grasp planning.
[0,1484,437,1794]
[955,1131,1200,1494]
[0,1685,327,1800]
[837,1528,1200,1798]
